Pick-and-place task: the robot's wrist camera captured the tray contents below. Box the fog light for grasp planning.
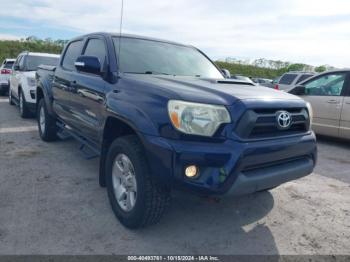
[185,165,198,178]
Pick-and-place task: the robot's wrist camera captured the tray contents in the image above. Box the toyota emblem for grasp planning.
[276,111,292,130]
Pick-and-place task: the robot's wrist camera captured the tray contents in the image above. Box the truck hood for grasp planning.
[123,74,303,105]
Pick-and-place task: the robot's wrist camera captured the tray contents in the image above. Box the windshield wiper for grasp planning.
[124,71,172,76]
[145,71,172,75]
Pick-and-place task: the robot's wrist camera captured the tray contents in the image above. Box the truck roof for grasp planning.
[19,51,60,58]
[70,32,190,47]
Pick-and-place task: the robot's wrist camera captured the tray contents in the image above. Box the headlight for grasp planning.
[306,102,313,129]
[27,77,36,86]
[168,100,231,137]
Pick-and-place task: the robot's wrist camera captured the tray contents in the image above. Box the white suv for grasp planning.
[9,52,60,118]
[0,58,15,95]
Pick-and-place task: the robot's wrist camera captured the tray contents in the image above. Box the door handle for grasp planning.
[327,99,339,104]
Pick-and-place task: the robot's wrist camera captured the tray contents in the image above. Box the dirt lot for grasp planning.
[0,97,349,255]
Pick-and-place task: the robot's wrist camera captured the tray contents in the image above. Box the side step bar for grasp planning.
[56,122,100,160]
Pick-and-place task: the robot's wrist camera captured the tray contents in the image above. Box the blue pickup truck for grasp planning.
[36,33,317,228]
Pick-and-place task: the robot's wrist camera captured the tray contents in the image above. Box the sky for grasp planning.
[0,0,350,68]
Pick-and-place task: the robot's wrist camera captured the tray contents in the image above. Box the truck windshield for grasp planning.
[26,55,59,71]
[113,37,224,79]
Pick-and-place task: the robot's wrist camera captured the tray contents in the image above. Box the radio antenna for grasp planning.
[118,0,124,73]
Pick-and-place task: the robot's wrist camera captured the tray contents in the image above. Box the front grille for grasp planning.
[235,108,310,139]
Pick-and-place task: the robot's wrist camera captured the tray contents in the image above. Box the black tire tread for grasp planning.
[9,90,14,105]
[19,90,31,118]
[37,99,58,142]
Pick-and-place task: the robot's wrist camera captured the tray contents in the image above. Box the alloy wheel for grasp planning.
[112,154,137,212]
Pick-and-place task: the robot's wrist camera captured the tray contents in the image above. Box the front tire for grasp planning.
[19,89,31,118]
[106,135,170,229]
[37,99,58,141]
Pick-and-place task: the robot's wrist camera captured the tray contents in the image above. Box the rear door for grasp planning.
[68,37,108,142]
[339,74,350,139]
[301,72,347,137]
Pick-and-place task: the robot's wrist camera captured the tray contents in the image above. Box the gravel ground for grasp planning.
[0,97,349,255]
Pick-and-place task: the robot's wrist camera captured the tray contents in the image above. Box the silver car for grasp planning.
[289,70,350,139]
[277,71,315,91]
[0,58,15,95]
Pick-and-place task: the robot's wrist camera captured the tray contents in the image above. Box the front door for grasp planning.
[68,37,108,143]
[301,72,348,137]
[52,39,84,128]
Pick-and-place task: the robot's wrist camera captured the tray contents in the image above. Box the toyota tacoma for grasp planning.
[35,33,317,228]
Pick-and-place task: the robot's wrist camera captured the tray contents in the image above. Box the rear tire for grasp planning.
[37,99,58,141]
[19,89,31,118]
[8,90,14,105]
[106,135,170,229]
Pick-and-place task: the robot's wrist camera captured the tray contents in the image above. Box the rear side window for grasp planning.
[296,74,313,84]
[279,74,297,85]
[25,56,59,71]
[83,38,107,70]
[62,40,83,71]
[4,61,14,69]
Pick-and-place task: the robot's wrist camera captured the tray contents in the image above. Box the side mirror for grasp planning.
[74,56,101,75]
[221,69,231,79]
[290,85,306,95]
[13,65,20,71]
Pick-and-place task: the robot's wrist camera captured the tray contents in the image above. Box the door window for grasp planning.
[62,40,83,71]
[83,38,107,70]
[304,73,346,96]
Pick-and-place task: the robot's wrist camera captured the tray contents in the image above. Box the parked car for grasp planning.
[289,70,350,139]
[0,58,15,95]
[275,72,315,91]
[36,33,317,229]
[9,52,60,117]
[231,75,255,84]
[253,78,273,88]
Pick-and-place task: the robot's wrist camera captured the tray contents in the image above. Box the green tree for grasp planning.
[215,61,288,79]
[315,65,327,73]
[287,63,306,72]
[0,37,64,63]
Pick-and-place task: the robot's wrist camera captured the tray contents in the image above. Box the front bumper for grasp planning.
[142,132,317,196]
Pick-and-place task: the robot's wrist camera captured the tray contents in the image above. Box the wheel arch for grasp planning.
[99,115,146,187]
[36,82,55,115]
